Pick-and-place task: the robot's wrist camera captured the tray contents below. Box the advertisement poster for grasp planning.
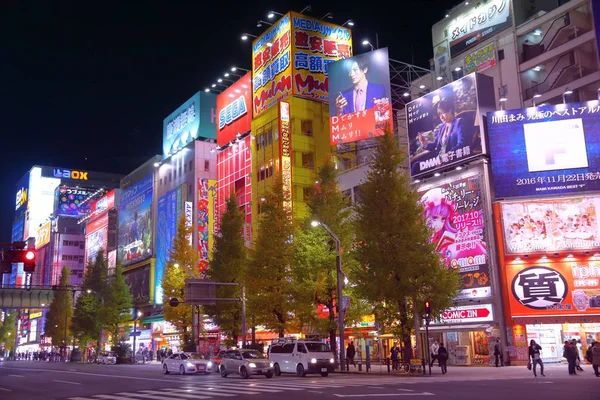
[448,0,512,57]
[198,178,216,278]
[216,72,252,146]
[328,48,393,145]
[155,186,181,304]
[506,259,600,317]
[123,265,151,305]
[501,196,600,254]
[291,11,352,101]
[407,74,488,177]
[162,91,216,157]
[464,43,497,74]
[419,173,492,299]
[252,14,292,116]
[487,101,600,198]
[86,226,108,264]
[56,187,93,217]
[433,41,451,83]
[118,175,153,267]
[35,221,51,249]
[89,189,115,219]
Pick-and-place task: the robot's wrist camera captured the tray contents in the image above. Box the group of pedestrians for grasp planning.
[429,340,448,374]
[528,339,600,377]
[7,350,62,362]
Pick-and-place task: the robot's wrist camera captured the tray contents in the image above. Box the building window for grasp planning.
[159,178,163,186]
[80,243,84,250]
[184,163,187,173]
[63,240,68,246]
[302,153,314,169]
[303,187,314,201]
[301,120,313,136]
[204,160,210,172]
[169,173,172,183]
[178,165,182,177]
[189,184,193,196]
[62,255,67,261]
[189,160,193,172]
[257,162,274,182]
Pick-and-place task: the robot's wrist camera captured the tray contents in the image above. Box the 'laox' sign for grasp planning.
[53,169,88,180]
[436,304,494,324]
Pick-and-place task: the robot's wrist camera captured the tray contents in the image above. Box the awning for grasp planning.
[419,323,494,332]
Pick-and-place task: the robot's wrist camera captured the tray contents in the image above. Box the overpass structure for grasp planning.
[0,285,82,308]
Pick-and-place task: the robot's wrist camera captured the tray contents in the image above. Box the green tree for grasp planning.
[246,176,295,337]
[352,130,460,360]
[291,160,353,362]
[0,311,17,352]
[205,193,246,346]
[44,266,73,347]
[161,215,198,351]
[100,262,133,346]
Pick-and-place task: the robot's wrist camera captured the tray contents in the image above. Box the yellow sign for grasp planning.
[207,179,217,257]
[35,221,51,249]
[29,312,42,319]
[15,187,27,210]
[279,101,292,212]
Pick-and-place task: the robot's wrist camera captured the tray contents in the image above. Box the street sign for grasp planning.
[436,304,494,324]
[184,280,217,306]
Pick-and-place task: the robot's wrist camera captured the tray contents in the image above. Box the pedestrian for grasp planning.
[571,339,584,371]
[437,342,448,374]
[494,339,503,367]
[528,339,545,377]
[390,344,399,371]
[563,340,577,375]
[429,340,439,368]
[346,342,356,368]
[592,341,600,377]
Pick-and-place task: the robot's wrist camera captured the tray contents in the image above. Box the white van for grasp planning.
[268,338,335,377]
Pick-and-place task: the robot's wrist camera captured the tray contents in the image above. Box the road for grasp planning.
[0,361,598,399]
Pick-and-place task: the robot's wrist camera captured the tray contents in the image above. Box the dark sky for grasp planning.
[1,0,458,242]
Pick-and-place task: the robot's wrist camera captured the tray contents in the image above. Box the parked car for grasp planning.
[162,352,212,375]
[97,351,117,365]
[211,349,228,373]
[220,349,274,379]
[268,338,335,377]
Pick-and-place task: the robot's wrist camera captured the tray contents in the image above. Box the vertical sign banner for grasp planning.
[433,41,451,83]
[208,181,218,258]
[156,187,180,304]
[487,102,600,198]
[35,221,51,249]
[86,212,109,264]
[252,14,292,116]
[290,11,352,101]
[279,101,292,212]
[328,48,393,145]
[118,174,153,267]
[198,178,210,277]
[419,173,492,300]
[185,201,193,246]
[464,43,497,74]
[216,72,252,146]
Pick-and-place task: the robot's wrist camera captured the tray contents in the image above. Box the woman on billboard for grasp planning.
[421,188,457,264]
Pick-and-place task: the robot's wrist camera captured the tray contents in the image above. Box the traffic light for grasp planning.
[424,300,432,316]
[11,249,36,273]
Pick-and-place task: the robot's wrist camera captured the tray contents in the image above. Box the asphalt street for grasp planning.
[0,361,598,399]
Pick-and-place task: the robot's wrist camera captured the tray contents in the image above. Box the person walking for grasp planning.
[390,344,400,371]
[592,341,600,377]
[429,340,439,368]
[563,340,577,375]
[494,339,503,367]
[346,342,356,369]
[571,339,584,372]
[529,340,545,377]
[437,342,448,374]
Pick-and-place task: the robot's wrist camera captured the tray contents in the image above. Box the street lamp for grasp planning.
[311,220,346,371]
[362,40,374,51]
[241,33,257,41]
[132,309,143,363]
[532,93,542,106]
[563,88,573,104]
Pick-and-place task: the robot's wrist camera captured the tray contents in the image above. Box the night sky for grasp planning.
[1,0,458,242]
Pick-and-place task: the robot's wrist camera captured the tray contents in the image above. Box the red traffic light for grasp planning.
[25,250,35,261]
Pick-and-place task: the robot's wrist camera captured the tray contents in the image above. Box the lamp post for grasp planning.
[132,309,142,363]
[311,220,345,371]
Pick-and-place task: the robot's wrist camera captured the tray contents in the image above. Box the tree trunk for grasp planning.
[398,301,412,361]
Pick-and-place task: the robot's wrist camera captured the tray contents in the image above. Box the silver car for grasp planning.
[220,349,274,379]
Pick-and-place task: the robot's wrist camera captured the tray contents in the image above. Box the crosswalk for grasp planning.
[67,376,415,400]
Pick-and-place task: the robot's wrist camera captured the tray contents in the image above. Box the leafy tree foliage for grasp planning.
[44,266,73,346]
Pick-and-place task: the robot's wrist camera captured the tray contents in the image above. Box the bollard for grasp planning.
[422,357,426,375]
[386,357,391,373]
[358,358,362,371]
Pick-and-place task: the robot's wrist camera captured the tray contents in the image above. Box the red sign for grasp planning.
[442,307,490,321]
[216,72,252,146]
[434,304,494,324]
[86,212,108,235]
[89,190,115,219]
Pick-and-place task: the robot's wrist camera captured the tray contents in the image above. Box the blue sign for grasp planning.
[162,92,216,158]
[155,186,182,304]
[487,101,600,199]
[118,175,153,267]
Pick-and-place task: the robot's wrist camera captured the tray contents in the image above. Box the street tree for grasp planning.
[100,262,133,345]
[246,176,295,337]
[161,215,198,351]
[0,311,17,352]
[352,130,460,361]
[205,192,246,346]
[291,160,353,362]
[44,266,73,347]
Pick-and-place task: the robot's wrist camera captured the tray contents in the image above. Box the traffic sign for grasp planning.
[436,304,494,324]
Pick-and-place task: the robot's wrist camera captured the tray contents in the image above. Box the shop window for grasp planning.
[301,120,313,136]
[302,153,314,169]
[204,160,210,172]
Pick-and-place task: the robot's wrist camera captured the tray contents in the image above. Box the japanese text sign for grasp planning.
[35,221,51,249]
[419,173,492,300]
[89,190,115,220]
[279,101,292,212]
[506,259,600,317]
[216,72,252,146]
[487,101,600,199]
[464,43,496,74]
[328,48,392,145]
[56,186,93,217]
[408,73,495,177]
[500,196,600,255]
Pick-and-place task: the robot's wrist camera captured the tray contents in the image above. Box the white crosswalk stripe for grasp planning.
[138,389,212,399]
[165,388,237,397]
[181,386,263,395]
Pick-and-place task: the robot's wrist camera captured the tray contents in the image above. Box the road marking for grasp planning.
[165,388,236,397]
[308,390,324,393]
[138,390,211,399]
[53,379,82,385]
[9,374,25,378]
[116,392,195,400]
[241,383,305,390]
[92,396,135,400]
[368,386,386,389]
[183,385,262,395]
[398,389,414,392]
[334,393,434,397]
[210,383,282,393]
[0,387,12,392]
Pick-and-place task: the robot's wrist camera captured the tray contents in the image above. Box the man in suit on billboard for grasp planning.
[334,55,387,116]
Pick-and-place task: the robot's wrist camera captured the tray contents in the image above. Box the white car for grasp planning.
[268,339,335,377]
[97,351,116,365]
[163,352,212,375]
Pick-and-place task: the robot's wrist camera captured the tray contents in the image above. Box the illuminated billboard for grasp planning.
[156,186,182,304]
[56,186,93,217]
[407,73,495,177]
[198,178,217,278]
[505,258,600,317]
[216,72,252,146]
[328,48,392,145]
[163,92,216,157]
[26,167,61,241]
[86,226,108,264]
[118,174,153,267]
[464,43,497,74]
[487,101,600,199]
[500,196,600,255]
[419,173,492,300]
[35,221,51,249]
[89,190,115,219]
